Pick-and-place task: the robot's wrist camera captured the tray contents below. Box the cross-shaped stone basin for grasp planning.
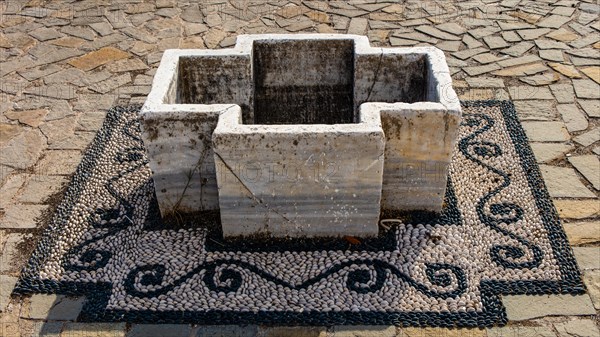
[140,34,461,238]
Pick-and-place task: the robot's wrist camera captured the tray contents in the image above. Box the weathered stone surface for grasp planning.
[554,319,600,337]
[579,100,600,118]
[462,34,484,49]
[0,129,46,169]
[0,123,23,147]
[29,27,64,41]
[259,326,326,337]
[553,199,600,219]
[463,63,501,76]
[531,143,573,163]
[68,47,130,71]
[493,63,549,76]
[520,72,560,86]
[193,325,258,337]
[497,54,541,68]
[203,29,227,49]
[0,109,48,127]
[535,39,569,49]
[128,324,191,337]
[77,112,106,131]
[23,84,77,100]
[564,221,600,245]
[0,173,26,209]
[61,323,127,337]
[573,127,600,147]
[483,35,509,49]
[89,73,132,94]
[466,77,505,88]
[487,326,555,337]
[0,204,48,229]
[550,83,575,103]
[514,100,556,120]
[568,155,600,190]
[549,63,581,78]
[582,271,600,309]
[347,18,368,35]
[105,58,149,73]
[0,233,25,273]
[509,86,554,100]
[573,247,600,270]
[537,15,571,29]
[214,106,384,238]
[517,28,551,40]
[558,104,588,132]
[452,47,488,60]
[39,116,77,145]
[0,275,17,312]
[416,25,461,40]
[334,326,397,337]
[472,53,503,64]
[35,150,82,175]
[19,175,67,204]
[501,41,535,57]
[502,294,596,320]
[502,30,521,42]
[570,34,600,49]
[580,66,600,84]
[539,49,564,62]
[547,28,579,42]
[539,165,596,198]
[28,295,85,320]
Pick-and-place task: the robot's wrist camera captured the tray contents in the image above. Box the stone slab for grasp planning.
[554,319,600,337]
[487,326,556,337]
[334,326,397,337]
[553,199,600,219]
[259,326,327,337]
[502,294,596,320]
[539,165,596,198]
[530,143,573,163]
[61,323,127,337]
[513,100,556,120]
[0,275,17,312]
[193,325,258,337]
[67,47,130,71]
[573,127,600,147]
[573,247,600,270]
[568,155,600,190]
[558,104,588,132]
[563,221,600,245]
[573,79,600,99]
[579,100,600,118]
[128,324,192,337]
[0,204,48,229]
[27,295,85,320]
[522,122,570,142]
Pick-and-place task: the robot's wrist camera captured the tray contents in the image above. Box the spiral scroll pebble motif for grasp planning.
[13,102,584,328]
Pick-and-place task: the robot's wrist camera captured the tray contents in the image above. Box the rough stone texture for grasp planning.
[193,325,258,337]
[573,247,600,270]
[35,150,82,176]
[568,155,600,190]
[142,35,461,223]
[508,86,554,100]
[554,319,600,337]
[0,129,46,169]
[563,221,600,245]
[259,326,327,337]
[553,199,600,219]
[573,127,600,147]
[68,47,130,71]
[530,143,573,163]
[0,204,48,229]
[522,122,570,142]
[502,294,596,320]
[402,328,485,336]
[0,275,18,312]
[61,323,127,337]
[573,79,600,98]
[514,100,556,120]
[0,233,24,273]
[334,326,397,337]
[18,175,67,204]
[579,100,600,118]
[558,104,588,132]
[128,324,192,337]
[539,165,596,198]
[582,270,600,309]
[213,106,384,238]
[27,295,85,320]
[487,326,556,337]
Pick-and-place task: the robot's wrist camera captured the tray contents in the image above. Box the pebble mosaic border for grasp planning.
[13,101,584,328]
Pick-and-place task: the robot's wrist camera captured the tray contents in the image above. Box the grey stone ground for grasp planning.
[0,0,598,336]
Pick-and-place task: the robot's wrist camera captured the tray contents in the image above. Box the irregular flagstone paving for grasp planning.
[0,0,598,335]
